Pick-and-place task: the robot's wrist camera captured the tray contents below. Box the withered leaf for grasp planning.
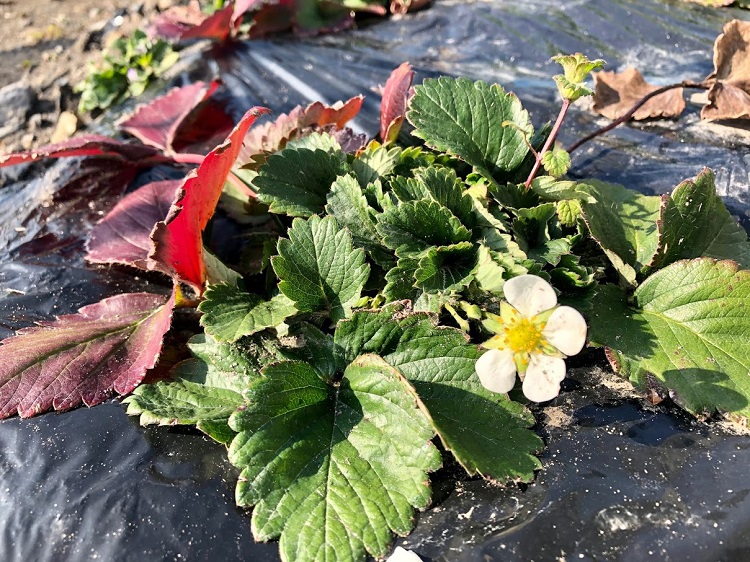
[702,19,750,121]
[592,68,685,121]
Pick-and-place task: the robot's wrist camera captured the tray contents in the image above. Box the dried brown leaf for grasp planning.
[592,67,685,121]
[701,20,750,121]
[701,80,750,120]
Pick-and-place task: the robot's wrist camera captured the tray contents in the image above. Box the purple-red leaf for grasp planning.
[86,179,181,270]
[0,135,168,168]
[118,82,223,153]
[0,290,176,419]
[239,96,363,166]
[380,62,415,142]
[181,4,235,41]
[150,106,269,292]
[150,1,235,41]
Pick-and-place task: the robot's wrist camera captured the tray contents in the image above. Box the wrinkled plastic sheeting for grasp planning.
[2,0,750,560]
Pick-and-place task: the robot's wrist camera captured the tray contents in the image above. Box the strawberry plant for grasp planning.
[3,52,750,562]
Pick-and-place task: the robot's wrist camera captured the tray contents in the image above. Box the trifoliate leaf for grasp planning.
[653,168,750,270]
[541,144,571,178]
[383,258,420,302]
[199,284,297,342]
[413,166,476,228]
[254,147,349,217]
[376,200,472,257]
[273,215,370,322]
[415,242,479,292]
[548,254,596,292]
[335,304,543,480]
[580,179,661,285]
[228,356,441,562]
[407,77,531,179]
[325,174,393,266]
[589,259,750,420]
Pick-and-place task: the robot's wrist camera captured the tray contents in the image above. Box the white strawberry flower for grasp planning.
[475,274,587,402]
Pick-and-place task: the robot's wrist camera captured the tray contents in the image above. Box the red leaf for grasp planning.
[380,62,415,142]
[149,1,205,39]
[150,106,269,292]
[118,82,222,153]
[239,96,363,165]
[0,290,176,418]
[181,4,235,41]
[86,180,181,270]
[171,95,235,155]
[0,135,168,168]
[246,0,295,38]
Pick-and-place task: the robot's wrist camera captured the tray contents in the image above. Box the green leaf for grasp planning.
[475,244,507,293]
[553,75,593,102]
[255,147,349,217]
[383,258,420,302]
[512,203,571,266]
[541,145,571,178]
[199,284,297,343]
[125,334,273,444]
[228,356,441,562]
[273,215,370,322]
[580,179,661,285]
[653,168,750,270]
[376,200,472,257]
[552,53,606,84]
[324,174,393,267]
[415,242,479,292]
[530,176,595,203]
[285,131,342,153]
[590,259,750,419]
[350,142,401,187]
[335,304,543,480]
[407,77,531,179]
[557,199,582,227]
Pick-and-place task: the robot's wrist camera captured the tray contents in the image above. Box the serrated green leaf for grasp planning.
[530,176,595,203]
[580,180,661,285]
[199,284,296,343]
[390,167,476,230]
[415,242,478,292]
[280,322,344,380]
[653,168,750,270]
[376,199,472,257]
[557,199,582,227]
[273,215,370,322]
[512,203,571,266]
[407,77,531,179]
[125,334,273,444]
[541,145,571,178]
[325,174,393,267]
[350,142,401,187]
[228,356,441,562]
[255,147,349,217]
[335,304,543,480]
[475,244,506,292]
[553,75,594,101]
[589,259,750,420]
[285,131,342,153]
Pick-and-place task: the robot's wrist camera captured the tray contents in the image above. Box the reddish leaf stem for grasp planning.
[566,81,709,155]
[525,98,571,190]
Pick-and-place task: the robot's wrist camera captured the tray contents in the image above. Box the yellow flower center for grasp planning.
[505,318,544,354]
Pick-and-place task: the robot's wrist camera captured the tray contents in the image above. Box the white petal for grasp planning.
[475,349,517,394]
[387,547,423,562]
[503,274,557,317]
[542,306,587,356]
[522,353,566,402]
